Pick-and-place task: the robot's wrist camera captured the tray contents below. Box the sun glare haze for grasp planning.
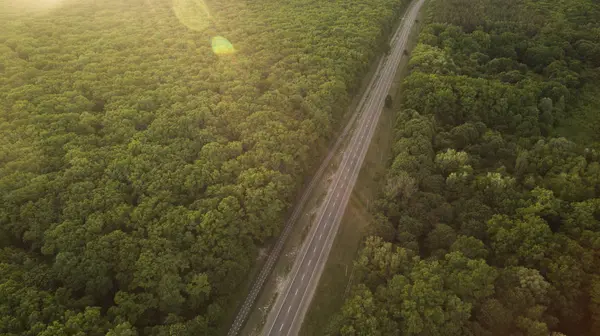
[172,0,211,31]
[3,0,66,13]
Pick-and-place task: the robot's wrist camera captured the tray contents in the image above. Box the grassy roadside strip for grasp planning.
[298,6,426,335]
[554,83,600,146]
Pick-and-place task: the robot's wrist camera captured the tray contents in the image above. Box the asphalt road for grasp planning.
[227,16,388,336]
[262,1,425,335]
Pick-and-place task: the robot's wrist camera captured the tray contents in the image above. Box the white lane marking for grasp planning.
[308,259,312,266]
[328,212,331,218]
[302,273,305,281]
[295,288,298,296]
[280,324,284,332]
[313,246,317,253]
[288,306,291,314]
[319,233,323,240]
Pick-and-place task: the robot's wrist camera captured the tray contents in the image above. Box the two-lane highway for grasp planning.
[227,25,387,336]
[262,1,425,335]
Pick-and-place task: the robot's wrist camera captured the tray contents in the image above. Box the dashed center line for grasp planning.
[295,288,298,296]
[308,259,312,266]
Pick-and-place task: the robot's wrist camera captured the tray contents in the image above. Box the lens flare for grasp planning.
[211,36,235,56]
[172,0,211,31]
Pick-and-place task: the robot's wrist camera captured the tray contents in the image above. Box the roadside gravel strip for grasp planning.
[262,0,425,335]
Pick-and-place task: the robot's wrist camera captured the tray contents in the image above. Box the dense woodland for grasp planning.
[331,0,600,335]
[0,0,410,334]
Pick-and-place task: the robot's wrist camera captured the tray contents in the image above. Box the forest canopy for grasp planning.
[0,0,409,334]
[330,0,600,335]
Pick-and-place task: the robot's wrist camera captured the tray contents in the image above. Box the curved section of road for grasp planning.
[262,1,425,335]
